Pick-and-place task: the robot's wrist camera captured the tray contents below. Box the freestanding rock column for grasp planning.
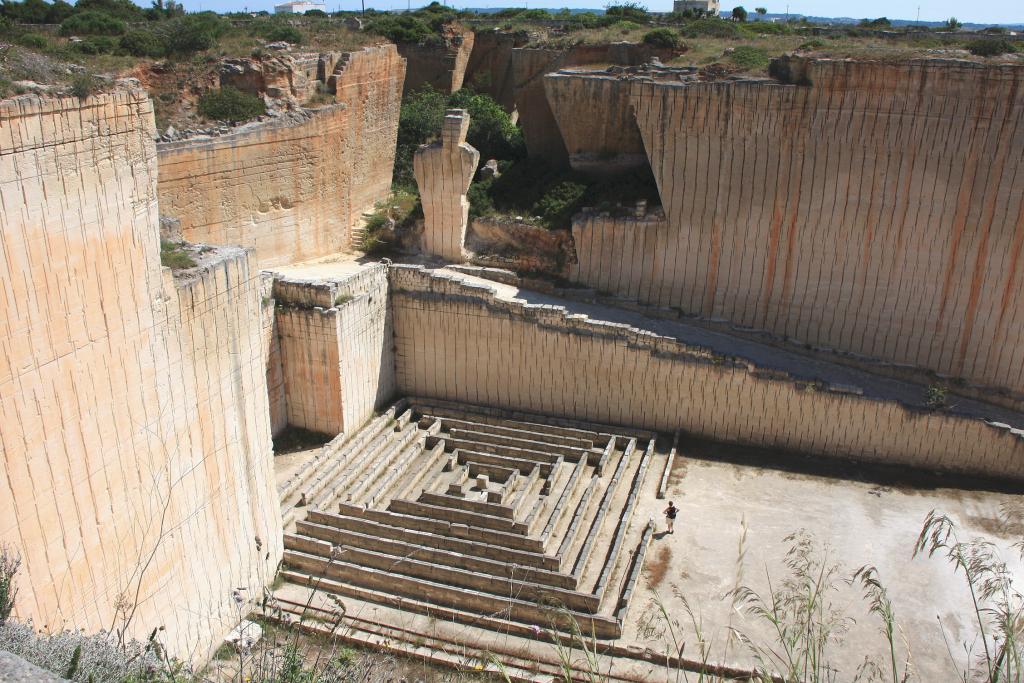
[414,108,479,262]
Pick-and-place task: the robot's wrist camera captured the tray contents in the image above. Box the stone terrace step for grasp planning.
[423,416,596,450]
[278,566,622,640]
[285,535,599,612]
[312,508,559,570]
[410,396,656,443]
[441,437,563,464]
[337,502,545,553]
[448,428,589,460]
[295,520,578,589]
[282,550,619,637]
[456,448,552,476]
[418,491,516,520]
[389,498,531,534]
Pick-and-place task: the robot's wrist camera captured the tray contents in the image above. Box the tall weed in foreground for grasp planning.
[915,508,1024,683]
[0,543,20,625]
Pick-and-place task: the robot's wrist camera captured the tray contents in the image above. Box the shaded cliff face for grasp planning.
[157,45,405,269]
[544,69,648,173]
[0,91,280,660]
[398,26,475,95]
[466,40,674,164]
[570,58,1024,394]
[463,30,529,110]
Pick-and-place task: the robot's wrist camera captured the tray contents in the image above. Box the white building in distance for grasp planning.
[673,0,720,15]
[274,1,327,13]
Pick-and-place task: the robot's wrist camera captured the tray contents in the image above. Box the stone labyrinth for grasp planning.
[279,398,657,637]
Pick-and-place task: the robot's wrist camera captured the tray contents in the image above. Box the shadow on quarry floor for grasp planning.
[675,433,1024,495]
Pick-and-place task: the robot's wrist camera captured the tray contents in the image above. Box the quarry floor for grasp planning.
[633,439,1024,681]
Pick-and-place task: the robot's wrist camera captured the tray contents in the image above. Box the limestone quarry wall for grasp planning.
[0,92,280,659]
[510,43,674,162]
[544,71,646,173]
[271,265,395,437]
[390,266,1024,480]
[398,28,475,95]
[463,30,526,109]
[157,45,405,269]
[569,59,1024,395]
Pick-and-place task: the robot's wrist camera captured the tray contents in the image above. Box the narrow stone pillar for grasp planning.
[413,108,480,262]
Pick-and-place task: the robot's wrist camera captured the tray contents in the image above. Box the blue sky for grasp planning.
[181,0,1022,25]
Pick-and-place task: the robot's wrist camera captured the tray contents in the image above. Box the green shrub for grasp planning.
[925,383,949,410]
[797,38,824,50]
[728,44,770,69]
[467,178,495,218]
[164,12,229,54]
[605,2,649,23]
[642,28,679,48]
[262,24,303,43]
[304,8,326,15]
[74,0,145,21]
[16,32,48,49]
[365,14,433,44]
[533,180,587,228]
[69,72,97,98]
[159,239,196,269]
[120,29,167,57]
[393,86,523,187]
[967,38,1017,57]
[74,35,116,54]
[198,86,266,122]
[731,5,748,21]
[679,17,740,38]
[60,11,126,36]
[448,88,525,162]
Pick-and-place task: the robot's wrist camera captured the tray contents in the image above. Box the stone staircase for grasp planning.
[277,397,659,639]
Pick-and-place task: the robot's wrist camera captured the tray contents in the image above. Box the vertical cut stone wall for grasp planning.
[157,45,405,269]
[570,59,1024,394]
[271,265,395,437]
[389,266,1024,479]
[0,92,280,660]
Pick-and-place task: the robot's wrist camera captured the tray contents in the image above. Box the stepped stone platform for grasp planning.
[278,397,661,638]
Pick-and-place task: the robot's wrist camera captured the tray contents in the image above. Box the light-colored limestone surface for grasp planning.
[413,109,479,262]
[544,70,648,173]
[0,91,281,661]
[570,59,1024,395]
[269,263,395,436]
[157,45,405,269]
[390,266,1024,479]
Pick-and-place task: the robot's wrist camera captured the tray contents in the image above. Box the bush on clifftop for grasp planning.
[642,28,680,49]
[967,38,1017,57]
[198,86,265,122]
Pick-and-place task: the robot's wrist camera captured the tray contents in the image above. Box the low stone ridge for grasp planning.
[280,398,657,638]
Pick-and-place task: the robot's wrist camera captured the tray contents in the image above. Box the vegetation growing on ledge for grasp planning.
[364,1,467,45]
[159,239,196,270]
[197,86,265,122]
[468,159,662,230]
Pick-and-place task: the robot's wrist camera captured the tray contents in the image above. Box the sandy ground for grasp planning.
[626,439,1024,681]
